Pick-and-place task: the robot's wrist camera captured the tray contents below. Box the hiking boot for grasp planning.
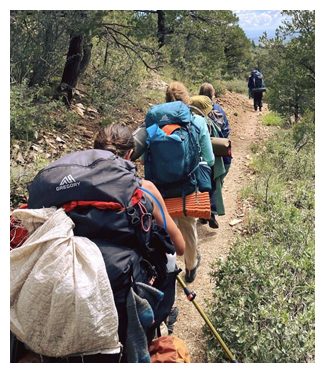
[199,218,208,225]
[208,214,219,229]
[185,252,201,283]
[259,106,262,111]
[165,307,178,334]
[254,106,258,111]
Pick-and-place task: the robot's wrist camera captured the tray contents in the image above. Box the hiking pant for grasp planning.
[210,178,218,216]
[254,92,263,109]
[173,216,198,271]
[210,163,230,216]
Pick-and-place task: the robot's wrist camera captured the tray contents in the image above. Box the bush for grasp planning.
[84,38,148,119]
[205,124,315,363]
[10,83,78,141]
[10,83,79,209]
[262,111,284,127]
[292,110,315,152]
[10,156,49,208]
[224,78,247,94]
[10,83,39,141]
[211,80,226,96]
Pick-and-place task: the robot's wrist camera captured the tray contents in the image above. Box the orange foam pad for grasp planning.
[164,192,211,219]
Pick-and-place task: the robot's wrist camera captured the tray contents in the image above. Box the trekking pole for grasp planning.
[176,275,238,363]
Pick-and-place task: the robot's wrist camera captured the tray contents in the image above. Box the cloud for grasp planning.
[233,10,287,31]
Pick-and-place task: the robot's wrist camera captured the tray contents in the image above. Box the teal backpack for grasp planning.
[144,101,202,200]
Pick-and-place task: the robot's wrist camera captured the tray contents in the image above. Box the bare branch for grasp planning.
[106,29,157,71]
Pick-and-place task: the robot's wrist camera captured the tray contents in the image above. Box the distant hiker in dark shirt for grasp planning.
[248,70,264,111]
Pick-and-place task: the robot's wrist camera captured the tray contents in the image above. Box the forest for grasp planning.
[10,10,315,138]
[10,10,315,363]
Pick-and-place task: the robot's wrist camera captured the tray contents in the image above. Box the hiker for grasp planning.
[198,81,232,190]
[198,82,230,138]
[94,123,186,351]
[248,70,264,111]
[13,123,186,363]
[190,95,228,229]
[164,82,215,283]
[94,124,186,344]
[93,123,185,257]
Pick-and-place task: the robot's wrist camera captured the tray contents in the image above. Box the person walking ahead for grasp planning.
[248,70,265,111]
[198,82,230,138]
[164,81,214,283]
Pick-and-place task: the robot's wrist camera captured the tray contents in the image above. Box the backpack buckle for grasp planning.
[127,207,140,225]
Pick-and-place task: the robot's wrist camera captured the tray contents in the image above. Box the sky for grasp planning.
[233,10,287,31]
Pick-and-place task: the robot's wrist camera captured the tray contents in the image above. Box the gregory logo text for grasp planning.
[56,174,80,191]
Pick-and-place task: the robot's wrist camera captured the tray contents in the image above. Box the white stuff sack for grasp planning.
[10,207,121,357]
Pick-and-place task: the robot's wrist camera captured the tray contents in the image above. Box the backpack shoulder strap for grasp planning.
[190,116,201,134]
[140,187,167,230]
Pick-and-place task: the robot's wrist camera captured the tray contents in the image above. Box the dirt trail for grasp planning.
[173,91,272,363]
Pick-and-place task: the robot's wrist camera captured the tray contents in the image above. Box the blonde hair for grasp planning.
[165,82,191,105]
[198,83,215,100]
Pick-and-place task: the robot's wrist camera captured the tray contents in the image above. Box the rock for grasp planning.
[16,152,25,164]
[229,219,242,227]
[56,136,65,143]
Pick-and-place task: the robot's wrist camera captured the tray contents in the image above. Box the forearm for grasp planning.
[200,133,215,166]
[141,180,185,255]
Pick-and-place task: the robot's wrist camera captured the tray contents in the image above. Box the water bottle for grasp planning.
[130,122,147,161]
[166,253,176,273]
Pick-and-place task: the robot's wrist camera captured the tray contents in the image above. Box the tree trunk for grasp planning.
[157,10,166,49]
[157,10,173,49]
[55,34,92,106]
[79,40,93,75]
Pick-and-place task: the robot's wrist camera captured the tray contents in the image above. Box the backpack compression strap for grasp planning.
[61,188,144,212]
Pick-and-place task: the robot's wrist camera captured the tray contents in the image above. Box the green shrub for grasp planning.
[10,155,50,208]
[210,80,226,96]
[10,83,78,141]
[84,38,148,119]
[262,111,284,127]
[206,235,314,363]
[224,78,247,94]
[10,83,39,141]
[292,110,315,152]
[10,83,79,209]
[205,124,315,363]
